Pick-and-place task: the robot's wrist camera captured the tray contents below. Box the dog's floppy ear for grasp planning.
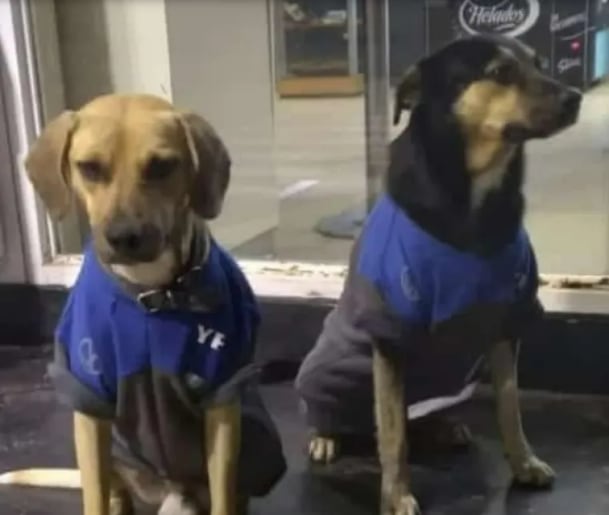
[25,111,76,219]
[179,113,231,220]
[393,65,421,125]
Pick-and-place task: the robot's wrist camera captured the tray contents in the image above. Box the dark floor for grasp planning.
[2,346,609,515]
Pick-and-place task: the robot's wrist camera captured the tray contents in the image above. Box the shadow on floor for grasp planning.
[1,346,609,514]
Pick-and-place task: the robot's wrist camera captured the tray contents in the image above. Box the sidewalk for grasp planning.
[268,84,609,273]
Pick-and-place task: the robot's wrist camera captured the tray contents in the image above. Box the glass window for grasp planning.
[31,0,609,275]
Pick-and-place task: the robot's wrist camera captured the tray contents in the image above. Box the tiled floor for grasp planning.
[2,346,609,515]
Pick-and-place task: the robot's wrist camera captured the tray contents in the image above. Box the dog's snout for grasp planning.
[106,219,145,255]
[106,223,142,254]
[560,88,582,114]
[528,81,582,138]
[105,217,161,262]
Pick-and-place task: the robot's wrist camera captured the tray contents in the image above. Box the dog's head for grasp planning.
[25,94,230,265]
[394,35,582,158]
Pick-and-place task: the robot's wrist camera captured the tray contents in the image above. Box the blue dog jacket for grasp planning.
[50,230,285,493]
[296,193,542,433]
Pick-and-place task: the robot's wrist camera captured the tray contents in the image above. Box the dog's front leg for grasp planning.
[373,347,419,515]
[74,412,112,515]
[205,400,241,515]
[489,341,555,487]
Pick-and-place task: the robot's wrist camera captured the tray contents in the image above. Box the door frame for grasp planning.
[0,60,27,283]
[0,0,43,283]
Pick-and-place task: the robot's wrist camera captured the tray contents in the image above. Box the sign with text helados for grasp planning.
[456,0,541,38]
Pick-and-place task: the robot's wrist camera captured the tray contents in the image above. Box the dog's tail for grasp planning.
[0,468,81,489]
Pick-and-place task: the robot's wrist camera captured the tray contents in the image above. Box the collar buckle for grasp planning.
[136,266,218,314]
[137,289,172,313]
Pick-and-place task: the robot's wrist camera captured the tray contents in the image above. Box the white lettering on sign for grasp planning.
[557,57,582,74]
[550,12,587,33]
[458,0,540,37]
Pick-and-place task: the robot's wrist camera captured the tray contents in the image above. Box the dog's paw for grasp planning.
[308,436,339,464]
[512,455,555,488]
[381,494,421,515]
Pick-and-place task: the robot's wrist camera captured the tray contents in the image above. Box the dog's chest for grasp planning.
[57,241,259,399]
[358,195,534,329]
[470,162,509,210]
[111,301,242,389]
[346,197,540,409]
[53,241,261,481]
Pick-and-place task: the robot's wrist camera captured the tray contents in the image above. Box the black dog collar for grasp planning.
[137,265,221,313]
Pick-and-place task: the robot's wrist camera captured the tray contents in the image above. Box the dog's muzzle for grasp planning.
[556,87,582,128]
[104,217,163,263]
[504,86,582,142]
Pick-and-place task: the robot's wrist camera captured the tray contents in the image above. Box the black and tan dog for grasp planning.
[296,35,581,514]
[0,94,286,515]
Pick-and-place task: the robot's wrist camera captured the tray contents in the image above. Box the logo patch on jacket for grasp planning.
[401,266,420,302]
[78,337,102,376]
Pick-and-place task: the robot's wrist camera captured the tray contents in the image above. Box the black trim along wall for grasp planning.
[1,284,608,396]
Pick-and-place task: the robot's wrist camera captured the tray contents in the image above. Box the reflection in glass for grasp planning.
[36,0,609,274]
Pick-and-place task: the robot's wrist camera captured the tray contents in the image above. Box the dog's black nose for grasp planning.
[106,222,144,255]
[105,219,159,260]
[560,88,582,114]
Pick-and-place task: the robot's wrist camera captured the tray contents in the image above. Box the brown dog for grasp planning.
[296,36,581,515]
[0,94,285,515]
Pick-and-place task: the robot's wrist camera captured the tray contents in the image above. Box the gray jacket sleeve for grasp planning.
[336,267,423,356]
[48,341,115,420]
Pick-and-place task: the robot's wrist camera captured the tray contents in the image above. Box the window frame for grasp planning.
[4,0,609,316]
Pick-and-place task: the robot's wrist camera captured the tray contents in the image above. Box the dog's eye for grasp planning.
[77,160,105,182]
[488,63,514,85]
[144,156,179,182]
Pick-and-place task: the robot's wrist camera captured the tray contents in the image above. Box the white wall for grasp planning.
[54,0,171,106]
[165,0,278,249]
[102,0,172,99]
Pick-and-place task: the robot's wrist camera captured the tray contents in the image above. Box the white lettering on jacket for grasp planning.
[197,324,226,350]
